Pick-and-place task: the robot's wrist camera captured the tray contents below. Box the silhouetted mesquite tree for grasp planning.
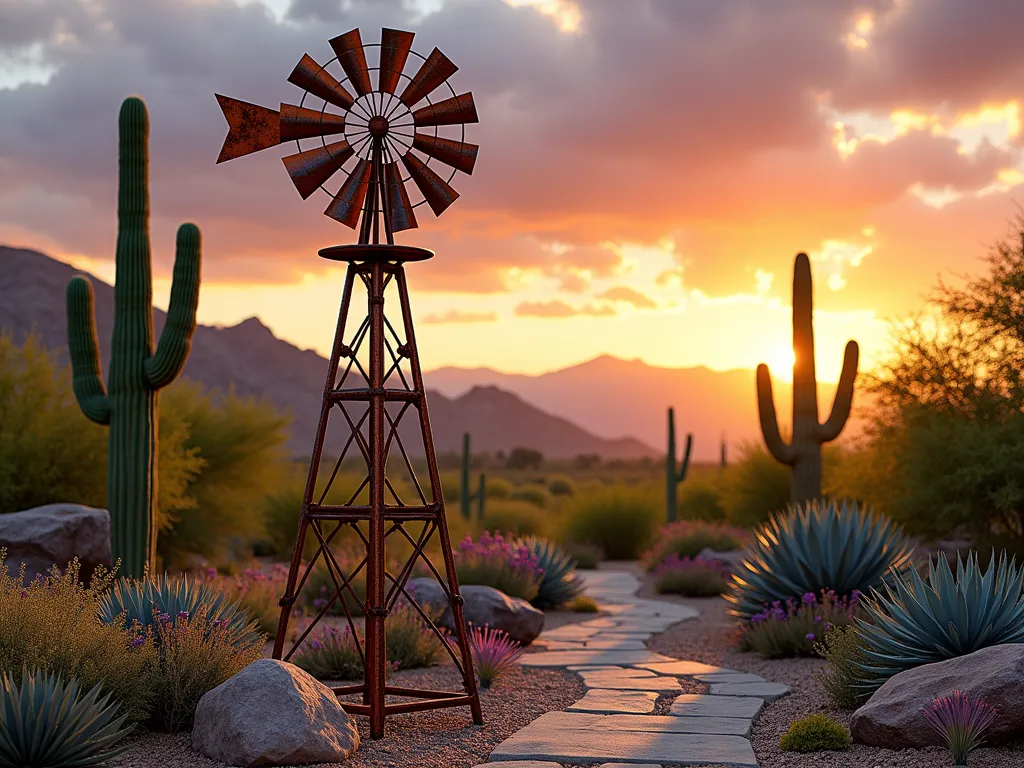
[66,97,201,578]
[756,252,858,505]
[665,407,693,523]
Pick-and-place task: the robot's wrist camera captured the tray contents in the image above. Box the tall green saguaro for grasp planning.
[459,432,486,521]
[756,252,857,505]
[66,97,201,578]
[665,407,692,523]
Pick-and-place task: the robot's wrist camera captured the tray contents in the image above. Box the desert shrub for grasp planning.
[0,332,200,529]
[485,476,513,499]
[158,381,291,565]
[546,475,575,497]
[150,611,263,731]
[293,625,368,681]
[815,625,873,709]
[514,536,584,609]
[481,499,549,537]
[676,474,727,523]
[718,440,792,528]
[652,555,731,597]
[455,532,544,601]
[560,486,659,560]
[564,542,603,569]
[0,555,158,724]
[99,573,263,649]
[853,550,1024,696]
[509,485,551,509]
[779,714,851,752]
[468,625,522,689]
[569,595,599,613]
[739,589,860,658]
[301,559,367,618]
[642,520,746,571]
[0,668,134,768]
[198,564,289,637]
[725,497,913,620]
[384,603,445,671]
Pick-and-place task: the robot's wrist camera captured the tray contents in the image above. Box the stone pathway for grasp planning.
[474,569,790,768]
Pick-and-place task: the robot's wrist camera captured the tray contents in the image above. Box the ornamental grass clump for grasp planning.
[198,564,290,636]
[0,669,134,768]
[739,589,860,658]
[468,625,523,689]
[652,554,731,597]
[814,625,876,709]
[0,553,158,724]
[293,625,368,681]
[921,691,997,766]
[779,714,852,752]
[455,531,544,602]
[642,520,747,571]
[149,610,264,732]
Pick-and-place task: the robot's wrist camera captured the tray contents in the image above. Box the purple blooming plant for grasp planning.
[652,554,732,597]
[741,588,861,659]
[468,624,523,689]
[922,691,998,766]
[455,532,544,602]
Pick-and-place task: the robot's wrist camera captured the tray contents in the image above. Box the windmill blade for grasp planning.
[282,140,355,200]
[325,158,372,228]
[413,93,478,127]
[215,94,280,163]
[412,134,478,174]
[379,28,414,95]
[402,152,459,216]
[383,161,417,232]
[399,47,458,107]
[279,103,347,141]
[288,54,355,111]
[330,29,373,97]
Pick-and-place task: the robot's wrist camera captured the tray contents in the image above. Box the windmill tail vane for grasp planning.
[215,26,479,243]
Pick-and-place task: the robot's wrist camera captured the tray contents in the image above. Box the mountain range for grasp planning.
[0,246,873,462]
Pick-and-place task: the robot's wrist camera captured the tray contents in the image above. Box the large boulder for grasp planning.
[409,577,545,645]
[192,659,359,766]
[0,504,111,581]
[851,643,1024,747]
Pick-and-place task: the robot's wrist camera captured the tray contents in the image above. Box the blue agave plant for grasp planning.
[0,669,133,768]
[726,497,913,620]
[853,550,1024,695]
[515,536,585,609]
[99,573,263,648]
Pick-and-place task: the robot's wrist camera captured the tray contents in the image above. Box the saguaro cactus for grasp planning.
[66,97,201,578]
[665,407,693,523]
[459,433,486,521]
[756,252,857,505]
[719,434,728,470]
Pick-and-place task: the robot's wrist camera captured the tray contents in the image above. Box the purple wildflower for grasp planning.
[805,633,816,642]
[469,625,523,689]
[921,691,997,765]
[802,592,817,605]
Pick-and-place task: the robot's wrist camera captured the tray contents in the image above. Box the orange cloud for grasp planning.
[598,285,657,309]
[514,299,616,318]
[422,309,499,324]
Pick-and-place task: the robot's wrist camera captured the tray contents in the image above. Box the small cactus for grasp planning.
[665,407,693,523]
[66,97,201,577]
[756,253,857,504]
[459,433,486,520]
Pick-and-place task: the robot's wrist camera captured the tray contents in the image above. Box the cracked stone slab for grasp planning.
[567,689,659,714]
[695,672,766,684]
[567,664,626,672]
[595,632,654,640]
[579,672,683,692]
[519,650,676,668]
[581,639,648,650]
[533,640,589,650]
[488,711,757,767]
[480,762,563,768]
[540,625,604,640]
[669,694,765,719]
[637,660,734,676]
[576,667,655,678]
[579,618,621,628]
[710,681,790,701]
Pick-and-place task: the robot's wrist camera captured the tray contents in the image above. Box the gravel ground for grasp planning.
[111,663,585,768]
[643,580,1024,768]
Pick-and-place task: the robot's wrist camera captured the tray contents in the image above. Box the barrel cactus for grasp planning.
[66,96,201,578]
[853,550,1024,696]
[514,536,585,609]
[726,497,913,620]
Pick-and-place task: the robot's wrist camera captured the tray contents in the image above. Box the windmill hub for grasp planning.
[368,115,389,136]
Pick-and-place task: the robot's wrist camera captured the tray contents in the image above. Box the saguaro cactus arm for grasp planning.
[66,276,111,425]
[145,223,202,389]
[756,363,796,465]
[676,432,693,481]
[817,340,859,442]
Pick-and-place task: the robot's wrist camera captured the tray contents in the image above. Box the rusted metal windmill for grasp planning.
[214,27,481,739]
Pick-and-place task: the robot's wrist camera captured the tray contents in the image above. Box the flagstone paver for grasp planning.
[485,569,788,767]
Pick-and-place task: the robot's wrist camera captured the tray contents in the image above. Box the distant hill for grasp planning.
[0,246,657,460]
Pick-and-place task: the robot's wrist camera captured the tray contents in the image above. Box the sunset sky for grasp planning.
[2,0,1023,382]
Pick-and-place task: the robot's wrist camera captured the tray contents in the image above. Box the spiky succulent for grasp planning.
[99,573,262,648]
[515,536,585,609]
[0,669,133,768]
[726,497,913,620]
[853,550,1024,695]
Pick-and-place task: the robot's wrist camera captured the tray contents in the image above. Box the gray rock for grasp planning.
[568,689,659,714]
[0,504,111,581]
[192,659,359,766]
[408,577,544,645]
[851,643,1024,747]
